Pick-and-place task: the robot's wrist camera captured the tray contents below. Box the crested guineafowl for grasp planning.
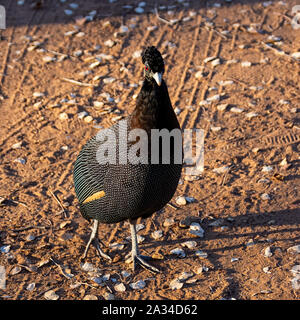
[73,46,182,272]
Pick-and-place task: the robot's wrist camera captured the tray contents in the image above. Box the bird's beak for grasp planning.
[153,72,162,86]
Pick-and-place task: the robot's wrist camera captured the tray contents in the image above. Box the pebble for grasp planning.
[196,266,209,274]
[0,245,11,253]
[151,230,163,240]
[212,166,229,174]
[89,61,101,69]
[218,80,234,86]
[246,112,259,119]
[163,218,175,227]
[287,245,300,254]
[175,196,187,206]
[14,158,26,164]
[25,234,35,241]
[261,193,271,200]
[119,25,129,34]
[264,246,273,257]
[81,262,97,272]
[26,282,35,291]
[207,94,220,103]
[226,59,238,64]
[230,106,244,113]
[263,267,271,274]
[44,290,59,300]
[147,25,158,32]
[77,111,88,119]
[231,257,239,262]
[262,165,273,172]
[135,7,144,14]
[170,248,186,258]
[182,241,197,249]
[10,266,22,275]
[217,103,228,111]
[241,61,252,67]
[114,282,126,292]
[33,92,45,98]
[103,77,116,84]
[291,52,300,60]
[109,242,125,250]
[169,278,183,290]
[64,9,73,16]
[0,266,5,289]
[211,58,221,67]
[84,115,93,123]
[103,292,115,300]
[195,250,208,258]
[178,272,194,281]
[59,112,69,120]
[129,280,146,290]
[83,295,98,300]
[290,265,300,276]
[132,50,142,59]
[204,56,217,63]
[104,39,115,48]
[189,222,204,238]
[43,56,56,63]
[73,50,83,57]
[195,70,204,79]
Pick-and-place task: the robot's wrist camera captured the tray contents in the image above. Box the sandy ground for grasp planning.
[0,0,300,300]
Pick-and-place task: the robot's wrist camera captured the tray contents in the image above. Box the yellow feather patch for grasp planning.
[82,191,106,204]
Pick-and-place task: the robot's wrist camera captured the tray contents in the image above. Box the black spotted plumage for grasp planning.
[73,46,182,272]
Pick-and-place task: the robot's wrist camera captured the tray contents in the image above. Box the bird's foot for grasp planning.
[126,253,160,273]
[82,238,112,261]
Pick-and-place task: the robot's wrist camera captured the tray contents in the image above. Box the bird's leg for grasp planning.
[82,219,112,261]
[129,220,160,273]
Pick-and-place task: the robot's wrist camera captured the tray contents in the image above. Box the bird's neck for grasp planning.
[130,78,180,132]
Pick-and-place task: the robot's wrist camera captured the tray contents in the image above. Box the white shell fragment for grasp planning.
[26,282,35,291]
[261,193,271,200]
[262,166,273,172]
[246,112,258,119]
[81,262,97,272]
[287,245,300,254]
[196,250,208,258]
[241,61,252,67]
[151,230,163,240]
[291,52,300,60]
[44,290,59,300]
[170,248,186,258]
[169,278,183,290]
[264,246,273,257]
[182,241,197,249]
[104,39,115,48]
[217,103,228,111]
[129,280,146,290]
[204,56,217,63]
[211,58,221,67]
[132,50,142,59]
[43,56,56,63]
[189,222,205,238]
[230,107,244,113]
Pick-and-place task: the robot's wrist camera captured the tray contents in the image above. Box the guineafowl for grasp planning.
[73,46,182,272]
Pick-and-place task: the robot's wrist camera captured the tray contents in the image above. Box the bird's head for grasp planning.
[142,46,165,86]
